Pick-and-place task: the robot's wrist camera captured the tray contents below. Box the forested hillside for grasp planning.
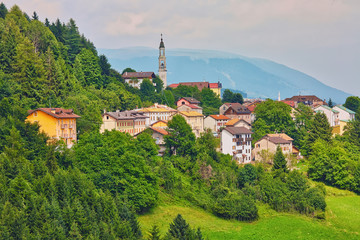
[1,3,360,240]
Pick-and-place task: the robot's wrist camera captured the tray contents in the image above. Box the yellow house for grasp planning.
[209,82,222,97]
[26,108,81,147]
[332,120,349,136]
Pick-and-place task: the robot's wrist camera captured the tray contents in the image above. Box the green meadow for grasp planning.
[139,188,360,240]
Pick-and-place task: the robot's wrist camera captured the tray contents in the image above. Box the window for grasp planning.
[34,112,37,117]
[106,116,109,120]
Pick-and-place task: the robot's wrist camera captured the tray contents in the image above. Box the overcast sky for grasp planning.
[4,0,360,95]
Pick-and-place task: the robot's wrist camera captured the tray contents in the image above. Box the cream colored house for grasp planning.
[137,103,177,125]
[253,134,293,162]
[204,115,229,133]
[178,111,204,137]
[100,110,148,136]
[177,104,203,114]
[314,105,339,127]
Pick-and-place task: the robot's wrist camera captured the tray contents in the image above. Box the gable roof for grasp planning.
[267,136,291,144]
[316,105,339,113]
[224,104,251,115]
[225,118,251,126]
[122,72,156,79]
[209,115,229,120]
[223,127,253,135]
[178,97,201,104]
[267,133,293,141]
[150,127,168,135]
[334,105,356,114]
[280,100,296,108]
[28,108,81,119]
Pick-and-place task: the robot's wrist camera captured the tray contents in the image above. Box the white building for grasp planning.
[158,34,167,87]
[333,105,355,122]
[221,127,253,164]
[122,72,156,89]
[314,105,339,127]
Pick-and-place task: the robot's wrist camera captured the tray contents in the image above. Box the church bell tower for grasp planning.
[158,34,167,88]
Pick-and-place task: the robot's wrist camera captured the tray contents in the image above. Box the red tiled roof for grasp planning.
[178,97,201,104]
[209,83,219,88]
[122,72,156,79]
[186,104,202,109]
[150,127,168,135]
[281,100,295,108]
[28,108,81,119]
[168,83,179,88]
[247,105,256,112]
[210,115,229,120]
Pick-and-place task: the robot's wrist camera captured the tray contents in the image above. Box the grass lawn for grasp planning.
[138,191,360,240]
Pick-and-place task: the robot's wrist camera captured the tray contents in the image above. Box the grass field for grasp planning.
[138,190,360,239]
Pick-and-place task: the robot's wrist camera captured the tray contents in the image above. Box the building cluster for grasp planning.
[24,36,356,166]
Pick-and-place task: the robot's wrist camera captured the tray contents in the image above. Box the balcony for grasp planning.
[69,124,74,128]
[61,124,68,129]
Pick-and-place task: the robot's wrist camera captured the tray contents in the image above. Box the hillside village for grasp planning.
[26,36,356,166]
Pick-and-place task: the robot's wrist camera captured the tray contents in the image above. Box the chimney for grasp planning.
[103,109,106,114]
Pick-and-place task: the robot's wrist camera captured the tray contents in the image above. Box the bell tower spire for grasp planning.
[158,34,167,88]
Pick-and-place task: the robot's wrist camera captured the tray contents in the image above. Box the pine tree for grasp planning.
[148,225,161,240]
[272,145,288,173]
[32,11,39,20]
[0,2,8,19]
[166,214,191,240]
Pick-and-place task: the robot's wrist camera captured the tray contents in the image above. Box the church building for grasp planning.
[158,34,167,87]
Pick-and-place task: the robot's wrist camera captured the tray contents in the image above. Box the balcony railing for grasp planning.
[61,124,68,129]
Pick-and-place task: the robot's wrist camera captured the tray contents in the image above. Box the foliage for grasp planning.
[165,115,197,158]
[272,146,288,174]
[222,89,243,104]
[344,96,360,112]
[165,214,204,240]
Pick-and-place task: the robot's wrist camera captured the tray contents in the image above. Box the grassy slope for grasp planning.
[139,189,360,239]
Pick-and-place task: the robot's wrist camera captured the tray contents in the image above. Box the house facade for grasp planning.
[122,72,156,89]
[26,108,80,147]
[333,105,355,122]
[178,111,204,137]
[314,105,339,127]
[137,103,177,125]
[100,110,148,136]
[177,104,203,114]
[253,134,293,162]
[204,115,230,133]
[221,127,253,164]
[222,103,252,122]
[176,97,201,107]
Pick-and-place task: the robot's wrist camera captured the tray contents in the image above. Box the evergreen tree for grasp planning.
[44,18,50,27]
[99,54,110,76]
[32,11,39,20]
[344,96,360,112]
[272,145,288,173]
[148,225,161,240]
[0,2,8,19]
[166,214,191,240]
[328,98,333,108]
[222,89,234,103]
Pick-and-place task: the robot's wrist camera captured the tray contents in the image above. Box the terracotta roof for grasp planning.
[168,83,179,88]
[122,72,156,79]
[225,118,250,126]
[223,127,253,135]
[247,105,256,112]
[224,103,243,108]
[150,127,168,135]
[210,115,229,120]
[267,133,293,141]
[178,97,201,104]
[178,104,202,110]
[280,100,295,108]
[104,110,148,120]
[179,111,204,117]
[209,83,219,88]
[28,108,81,119]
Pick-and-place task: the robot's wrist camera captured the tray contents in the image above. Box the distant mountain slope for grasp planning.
[99,48,350,104]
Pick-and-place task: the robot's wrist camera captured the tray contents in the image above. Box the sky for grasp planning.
[4,0,360,95]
